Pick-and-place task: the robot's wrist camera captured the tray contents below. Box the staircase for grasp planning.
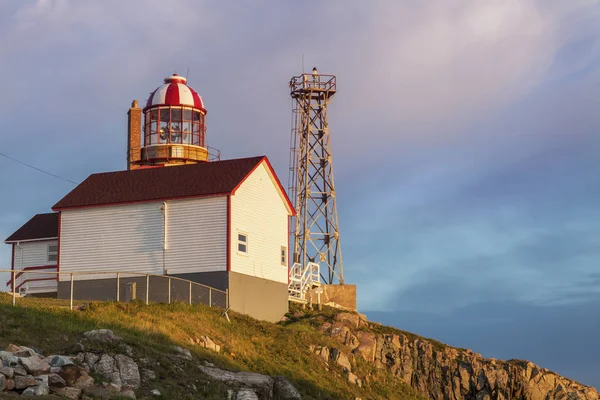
[288,262,321,303]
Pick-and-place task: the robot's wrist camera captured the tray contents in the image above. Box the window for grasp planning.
[47,245,58,263]
[237,233,248,254]
[281,246,287,266]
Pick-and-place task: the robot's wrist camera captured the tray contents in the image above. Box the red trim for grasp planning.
[56,211,61,280]
[164,82,180,105]
[226,195,231,272]
[53,192,231,212]
[15,277,57,291]
[6,265,57,287]
[287,217,292,286]
[10,244,15,291]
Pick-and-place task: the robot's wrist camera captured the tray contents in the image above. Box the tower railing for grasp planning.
[289,74,336,95]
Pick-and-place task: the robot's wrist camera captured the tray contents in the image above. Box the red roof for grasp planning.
[52,156,294,213]
[5,213,59,243]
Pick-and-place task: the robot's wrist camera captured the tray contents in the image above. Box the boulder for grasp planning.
[58,364,94,389]
[47,355,74,368]
[115,354,140,389]
[6,378,15,390]
[236,388,260,400]
[19,355,51,375]
[0,374,6,391]
[150,388,161,396]
[173,346,192,360]
[335,312,360,328]
[50,386,82,400]
[83,329,121,343]
[0,351,18,366]
[141,368,156,381]
[22,383,50,396]
[273,376,302,399]
[120,385,137,399]
[14,375,37,389]
[93,354,115,379]
[14,365,28,376]
[0,365,14,378]
[199,336,221,353]
[48,373,67,388]
[199,366,273,397]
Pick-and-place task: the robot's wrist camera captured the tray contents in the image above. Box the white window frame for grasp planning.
[281,246,287,266]
[237,232,248,255]
[47,244,58,263]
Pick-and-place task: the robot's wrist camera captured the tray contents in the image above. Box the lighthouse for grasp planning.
[127,74,209,169]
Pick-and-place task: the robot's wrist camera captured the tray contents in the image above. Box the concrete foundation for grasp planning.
[228,271,288,323]
[307,284,357,310]
[56,270,288,321]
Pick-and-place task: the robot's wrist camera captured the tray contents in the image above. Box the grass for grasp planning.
[0,294,425,400]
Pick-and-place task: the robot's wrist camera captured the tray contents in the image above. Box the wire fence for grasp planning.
[2,268,228,311]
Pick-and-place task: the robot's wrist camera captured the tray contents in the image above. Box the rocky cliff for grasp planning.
[302,310,598,400]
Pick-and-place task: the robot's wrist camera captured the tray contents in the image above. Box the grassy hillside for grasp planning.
[0,294,423,399]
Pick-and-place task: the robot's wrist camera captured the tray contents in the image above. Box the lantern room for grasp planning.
[127,74,210,169]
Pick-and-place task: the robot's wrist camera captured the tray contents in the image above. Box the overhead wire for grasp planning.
[0,151,79,186]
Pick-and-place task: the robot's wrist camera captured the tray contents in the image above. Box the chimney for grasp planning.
[127,100,142,170]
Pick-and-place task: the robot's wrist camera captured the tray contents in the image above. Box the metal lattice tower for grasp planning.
[288,69,344,284]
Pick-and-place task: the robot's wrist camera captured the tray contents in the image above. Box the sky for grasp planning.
[1,0,599,389]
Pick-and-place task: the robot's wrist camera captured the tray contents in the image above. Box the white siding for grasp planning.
[230,162,289,283]
[60,202,164,281]
[59,197,228,281]
[13,240,58,294]
[14,240,57,270]
[164,196,227,274]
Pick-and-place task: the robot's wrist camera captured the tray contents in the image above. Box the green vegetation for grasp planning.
[0,294,424,399]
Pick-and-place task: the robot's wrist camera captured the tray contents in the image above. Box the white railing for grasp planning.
[288,262,320,302]
[1,269,228,311]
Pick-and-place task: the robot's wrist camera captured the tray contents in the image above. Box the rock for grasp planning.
[84,352,100,367]
[14,365,28,376]
[59,364,94,389]
[51,386,82,399]
[0,351,18,366]
[203,360,215,367]
[199,366,273,397]
[83,329,121,343]
[173,346,192,360]
[115,354,140,389]
[150,388,161,396]
[22,383,50,396]
[199,336,221,353]
[330,348,352,372]
[19,355,51,375]
[0,365,14,378]
[120,385,137,399]
[141,368,156,381]
[236,388,259,400]
[14,375,37,389]
[48,373,67,387]
[0,374,6,391]
[5,378,14,390]
[335,312,360,328]
[93,354,115,379]
[273,376,302,399]
[347,372,361,387]
[48,355,74,368]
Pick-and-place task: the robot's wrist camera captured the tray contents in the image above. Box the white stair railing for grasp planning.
[288,262,320,302]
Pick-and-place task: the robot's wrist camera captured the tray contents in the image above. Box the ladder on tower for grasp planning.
[288,262,321,303]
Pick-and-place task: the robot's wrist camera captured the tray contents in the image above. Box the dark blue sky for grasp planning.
[1,0,599,389]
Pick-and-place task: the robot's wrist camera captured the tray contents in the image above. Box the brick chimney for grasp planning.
[127,100,142,170]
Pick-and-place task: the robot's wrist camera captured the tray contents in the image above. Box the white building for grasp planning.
[5,74,295,322]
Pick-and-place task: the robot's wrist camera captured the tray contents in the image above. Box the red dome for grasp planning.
[145,74,205,112]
